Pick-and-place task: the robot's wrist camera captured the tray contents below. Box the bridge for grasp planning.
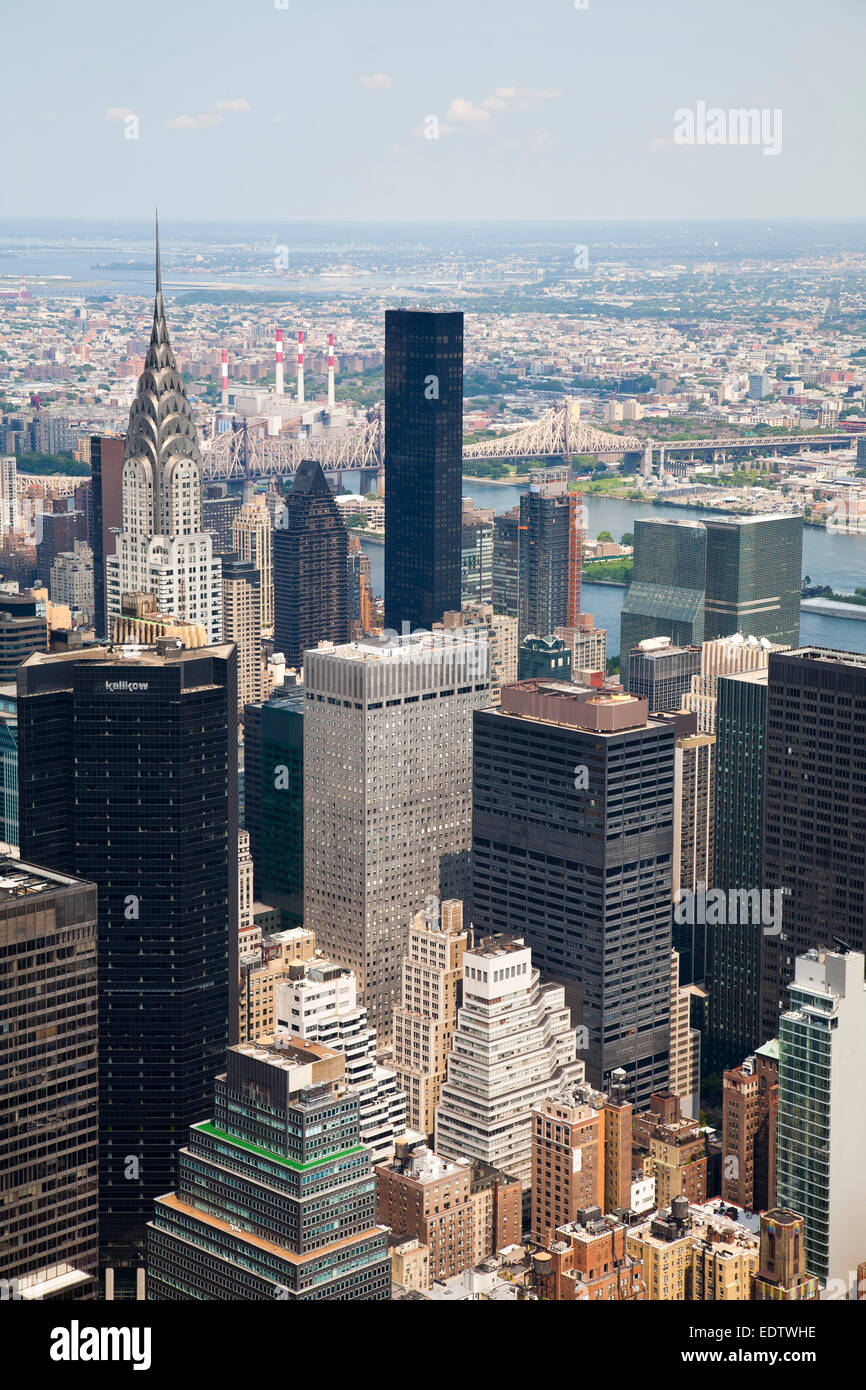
[654,433,852,458]
[200,399,640,482]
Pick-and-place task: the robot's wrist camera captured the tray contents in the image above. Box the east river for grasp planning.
[357,481,866,658]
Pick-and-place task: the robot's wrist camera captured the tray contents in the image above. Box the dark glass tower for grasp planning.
[384,309,463,632]
[703,515,802,647]
[471,680,674,1105]
[88,435,125,641]
[517,468,580,643]
[16,642,237,1274]
[760,648,866,1041]
[147,1039,391,1300]
[273,459,348,668]
[244,687,304,923]
[620,520,707,656]
[493,506,520,617]
[706,669,768,1070]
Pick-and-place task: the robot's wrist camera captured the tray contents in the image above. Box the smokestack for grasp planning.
[221,349,228,408]
[327,332,335,409]
[275,328,284,396]
[297,330,305,406]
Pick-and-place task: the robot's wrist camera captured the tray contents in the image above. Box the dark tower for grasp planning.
[273,459,348,668]
[17,642,237,1278]
[88,435,125,640]
[384,309,463,633]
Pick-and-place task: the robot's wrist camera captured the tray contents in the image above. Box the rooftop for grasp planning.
[0,857,85,899]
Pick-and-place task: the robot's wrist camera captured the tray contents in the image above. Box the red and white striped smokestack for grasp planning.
[296,330,305,405]
[275,328,284,396]
[327,331,335,409]
[221,348,228,408]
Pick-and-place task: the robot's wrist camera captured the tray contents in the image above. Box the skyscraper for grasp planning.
[761,648,866,1042]
[221,556,262,715]
[107,222,222,643]
[303,631,489,1038]
[0,859,99,1301]
[777,949,866,1289]
[148,1038,391,1300]
[707,668,768,1069]
[232,491,273,630]
[243,687,304,923]
[492,506,520,618]
[626,637,702,710]
[88,435,125,640]
[472,679,674,1104]
[620,515,802,657]
[517,467,582,643]
[17,641,237,1272]
[435,936,584,1190]
[384,310,463,633]
[273,459,348,667]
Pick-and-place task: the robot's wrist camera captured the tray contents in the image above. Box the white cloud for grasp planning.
[214,97,251,113]
[447,97,492,126]
[359,73,393,92]
[105,107,134,122]
[167,113,223,131]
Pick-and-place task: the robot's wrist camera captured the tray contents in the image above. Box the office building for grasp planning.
[557,617,607,679]
[36,505,87,589]
[221,556,263,716]
[88,435,125,640]
[436,604,517,706]
[517,467,581,643]
[517,632,572,682]
[347,535,373,638]
[461,514,493,606]
[707,669,768,1070]
[0,456,18,535]
[749,373,772,400]
[632,1093,708,1208]
[392,899,468,1138]
[107,227,222,643]
[49,540,93,620]
[472,680,674,1103]
[17,641,237,1271]
[721,1041,778,1212]
[671,716,715,985]
[303,631,489,1037]
[753,1210,819,1300]
[777,949,866,1288]
[273,460,348,667]
[0,683,17,848]
[682,633,780,734]
[669,951,701,1119]
[148,1038,391,1300]
[384,310,463,633]
[626,637,701,710]
[435,936,584,1190]
[0,860,99,1301]
[274,957,408,1164]
[202,492,242,555]
[620,516,802,657]
[761,649,866,1041]
[238,926,316,1044]
[0,591,49,680]
[531,1092,603,1245]
[492,506,520,618]
[232,491,273,630]
[243,686,304,923]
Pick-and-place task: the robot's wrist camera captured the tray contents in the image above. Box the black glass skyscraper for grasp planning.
[17,643,237,1273]
[760,647,866,1042]
[706,668,768,1070]
[273,459,348,668]
[244,687,304,924]
[384,310,463,633]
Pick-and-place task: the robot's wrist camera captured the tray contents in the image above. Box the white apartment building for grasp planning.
[303,631,490,1038]
[435,937,584,1189]
[275,957,409,1164]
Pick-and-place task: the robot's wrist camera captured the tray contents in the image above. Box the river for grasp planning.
[359,480,866,658]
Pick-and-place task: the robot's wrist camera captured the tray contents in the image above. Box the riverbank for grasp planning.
[463,473,529,486]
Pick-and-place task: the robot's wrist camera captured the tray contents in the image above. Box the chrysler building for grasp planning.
[107,219,222,642]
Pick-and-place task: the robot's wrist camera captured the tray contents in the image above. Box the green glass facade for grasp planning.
[620,520,707,655]
[244,689,304,923]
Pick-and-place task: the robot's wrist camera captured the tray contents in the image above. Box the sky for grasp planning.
[2,0,865,224]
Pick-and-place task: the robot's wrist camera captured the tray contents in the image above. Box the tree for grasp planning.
[597,530,614,543]
[621,531,634,547]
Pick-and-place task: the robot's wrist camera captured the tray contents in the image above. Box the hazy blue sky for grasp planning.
[3,0,864,222]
